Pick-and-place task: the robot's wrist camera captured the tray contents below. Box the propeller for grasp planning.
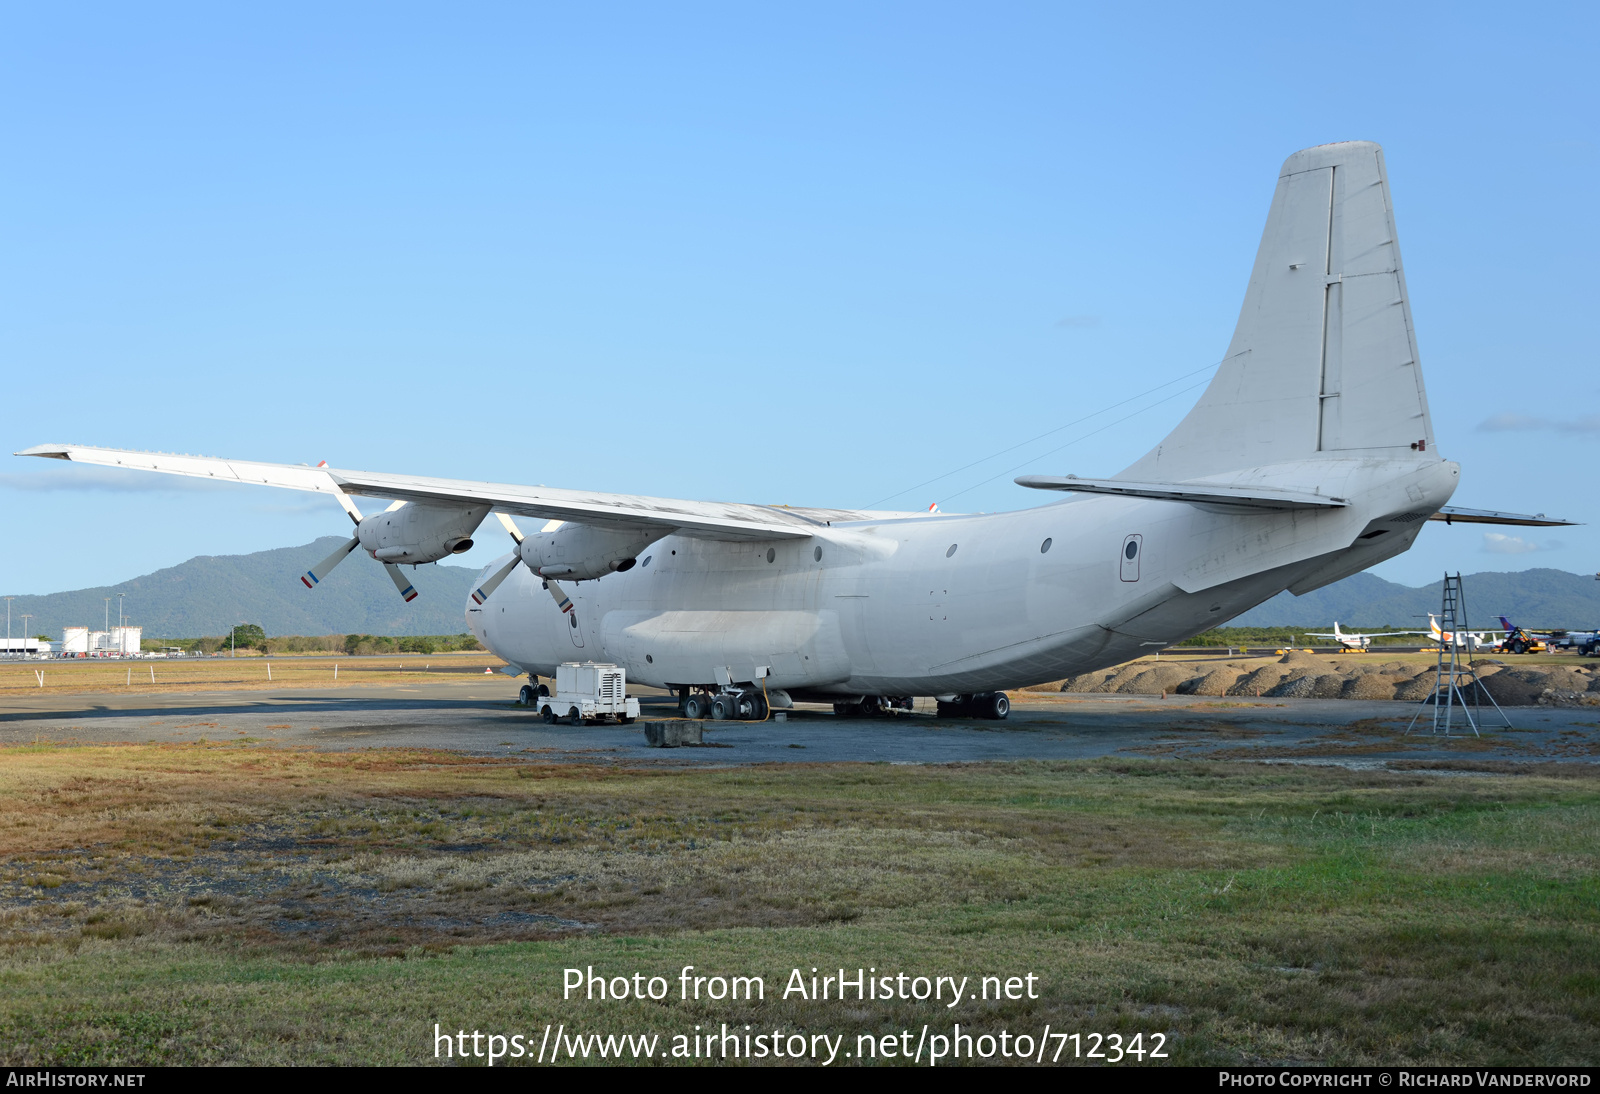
[300,489,420,602]
[472,513,575,613]
[385,564,419,603]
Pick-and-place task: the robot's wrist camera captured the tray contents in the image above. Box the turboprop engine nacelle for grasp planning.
[358,503,492,564]
[517,522,657,581]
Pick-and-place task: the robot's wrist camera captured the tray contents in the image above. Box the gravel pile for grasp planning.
[1055,652,1599,705]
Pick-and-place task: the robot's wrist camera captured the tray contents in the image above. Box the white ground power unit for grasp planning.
[537,661,640,726]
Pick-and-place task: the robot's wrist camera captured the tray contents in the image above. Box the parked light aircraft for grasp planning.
[1425,615,1503,652]
[17,142,1577,722]
[1305,623,1426,651]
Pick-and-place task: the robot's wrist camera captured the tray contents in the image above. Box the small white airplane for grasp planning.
[1426,615,1504,652]
[1305,622,1426,651]
[16,142,1575,722]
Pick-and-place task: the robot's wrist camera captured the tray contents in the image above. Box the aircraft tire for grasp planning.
[981,692,1010,720]
[710,696,734,721]
[684,695,709,719]
[518,684,535,706]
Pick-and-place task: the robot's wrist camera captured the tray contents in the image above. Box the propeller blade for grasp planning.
[333,490,363,525]
[544,578,573,614]
[302,537,360,588]
[385,563,419,602]
[470,555,521,605]
[496,512,525,544]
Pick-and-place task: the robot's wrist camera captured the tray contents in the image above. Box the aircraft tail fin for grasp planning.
[1122,141,1435,480]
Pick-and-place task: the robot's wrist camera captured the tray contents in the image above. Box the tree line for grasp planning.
[145,628,484,656]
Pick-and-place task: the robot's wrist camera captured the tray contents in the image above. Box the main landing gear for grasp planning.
[679,687,769,722]
[934,692,1010,720]
[518,682,550,706]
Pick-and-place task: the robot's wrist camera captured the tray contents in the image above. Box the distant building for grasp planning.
[0,638,50,654]
[60,626,140,656]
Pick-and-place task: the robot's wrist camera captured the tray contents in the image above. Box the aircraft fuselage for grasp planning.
[468,456,1459,698]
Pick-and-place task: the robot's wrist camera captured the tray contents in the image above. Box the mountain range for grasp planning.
[1229,568,1600,629]
[6,538,481,639]
[7,539,1599,640]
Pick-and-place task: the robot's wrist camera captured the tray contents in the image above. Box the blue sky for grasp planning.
[2,2,1595,606]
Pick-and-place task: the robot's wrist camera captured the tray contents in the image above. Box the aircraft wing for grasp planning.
[1013,475,1347,511]
[15,443,819,542]
[1429,506,1577,527]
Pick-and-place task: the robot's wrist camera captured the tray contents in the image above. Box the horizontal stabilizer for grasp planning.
[1428,506,1578,527]
[1014,475,1347,511]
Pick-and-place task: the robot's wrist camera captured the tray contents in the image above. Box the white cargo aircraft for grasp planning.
[18,142,1573,721]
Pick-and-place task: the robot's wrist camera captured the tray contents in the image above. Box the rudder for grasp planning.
[1123,141,1434,480]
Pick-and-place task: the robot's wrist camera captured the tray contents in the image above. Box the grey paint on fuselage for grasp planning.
[468,455,1457,696]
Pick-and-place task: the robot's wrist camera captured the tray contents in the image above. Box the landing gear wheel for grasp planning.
[935,699,963,718]
[710,695,734,721]
[567,706,582,726]
[541,705,556,724]
[684,694,710,720]
[518,684,535,706]
[983,692,1010,720]
[735,694,758,720]
[537,683,550,698]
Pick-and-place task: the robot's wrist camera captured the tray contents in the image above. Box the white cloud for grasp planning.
[1482,532,1540,555]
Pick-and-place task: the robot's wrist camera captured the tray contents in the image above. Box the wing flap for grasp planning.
[1014,474,1347,511]
[1428,506,1578,527]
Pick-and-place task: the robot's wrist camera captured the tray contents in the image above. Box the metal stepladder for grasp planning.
[1405,572,1511,738]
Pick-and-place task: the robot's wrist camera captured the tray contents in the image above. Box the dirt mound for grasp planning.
[1228,665,1290,697]
[1265,674,1319,698]
[1114,663,1195,695]
[1477,670,1548,706]
[1059,671,1113,693]
[1539,667,1592,692]
[1310,673,1348,699]
[1393,676,1437,702]
[1177,668,1244,696]
[1340,674,1404,700]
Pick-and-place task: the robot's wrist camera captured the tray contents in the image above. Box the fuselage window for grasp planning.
[641,556,652,567]
[814,545,823,561]
[946,544,958,558]
[1040,537,1052,554]
[1125,540,1138,560]
[766,548,776,563]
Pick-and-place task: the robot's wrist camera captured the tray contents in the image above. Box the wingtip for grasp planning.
[14,444,72,459]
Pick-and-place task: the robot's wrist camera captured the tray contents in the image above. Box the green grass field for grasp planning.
[0,744,1596,1065]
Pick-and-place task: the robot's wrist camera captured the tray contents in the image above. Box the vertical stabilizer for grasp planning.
[1122,141,1434,480]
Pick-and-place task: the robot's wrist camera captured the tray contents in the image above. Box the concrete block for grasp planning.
[643,720,704,747]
